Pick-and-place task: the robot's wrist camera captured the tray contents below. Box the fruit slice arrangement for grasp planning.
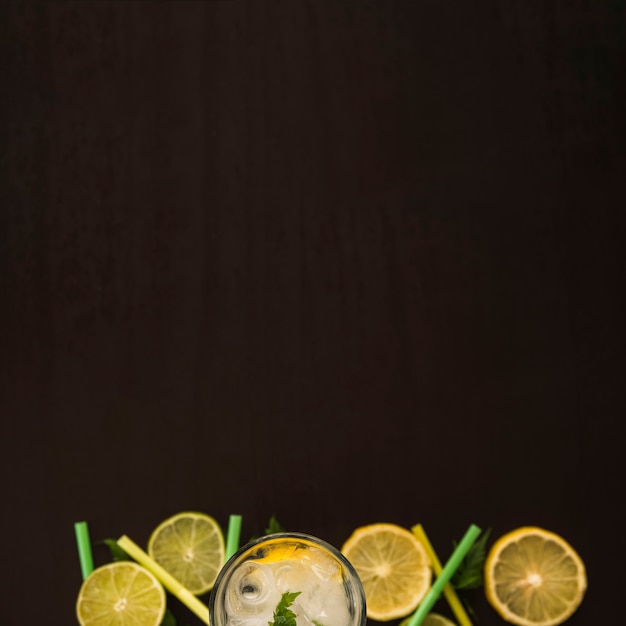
[74,515,587,626]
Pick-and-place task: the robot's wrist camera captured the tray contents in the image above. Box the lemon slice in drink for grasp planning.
[147,511,225,595]
[341,523,432,621]
[76,561,166,626]
[484,526,587,626]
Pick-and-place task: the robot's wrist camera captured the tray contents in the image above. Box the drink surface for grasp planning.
[218,538,357,626]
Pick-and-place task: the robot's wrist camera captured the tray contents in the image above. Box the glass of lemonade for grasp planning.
[209,532,367,626]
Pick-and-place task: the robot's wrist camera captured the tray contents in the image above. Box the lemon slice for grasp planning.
[76,561,166,626]
[484,526,587,626]
[147,511,225,595]
[341,523,432,621]
[253,540,302,564]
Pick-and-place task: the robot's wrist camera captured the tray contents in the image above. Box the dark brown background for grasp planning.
[1,1,624,624]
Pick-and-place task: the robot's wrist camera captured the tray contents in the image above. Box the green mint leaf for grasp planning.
[249,516,286,543]
[160,608,178,626]
[451,527,492,590]
[98,538,132,562]
[458,591,478,620]
[265,515,285,535]
[269,591,301,626]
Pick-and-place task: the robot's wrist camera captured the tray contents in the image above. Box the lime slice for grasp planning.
[76,561,166,626]
[484,526,587,626]
[148,511,225,595]
[341,523,432,621]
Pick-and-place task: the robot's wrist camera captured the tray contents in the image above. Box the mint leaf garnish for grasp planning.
[451,527,491,590]
[265,515,285,535]
[160,609,178,626]
[98,538,132,562]
[269,591,301,626]
[449,528,492,620]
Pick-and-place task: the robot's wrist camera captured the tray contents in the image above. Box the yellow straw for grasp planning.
[116,535,210,625]
[412,524,473,626]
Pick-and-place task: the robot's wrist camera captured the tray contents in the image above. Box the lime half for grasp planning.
[76,561,166,626]
[148,511,225,595]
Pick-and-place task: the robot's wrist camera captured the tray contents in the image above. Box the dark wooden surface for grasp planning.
[1,1,624,624]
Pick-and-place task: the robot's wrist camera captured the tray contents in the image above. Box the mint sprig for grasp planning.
[451,527,491,590]
[265,515,285,535]
[449,527,492,620]
[98,538,132,562]
[269,591,301,626]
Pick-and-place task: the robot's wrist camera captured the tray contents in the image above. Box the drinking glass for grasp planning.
[209,532,367,626]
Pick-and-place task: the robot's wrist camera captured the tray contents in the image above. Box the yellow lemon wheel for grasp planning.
[484,526,587,626]
[341,523,432,621]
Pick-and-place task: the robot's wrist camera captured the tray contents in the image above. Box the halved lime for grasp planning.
[76,561,166,626]
[148,511,225,595]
